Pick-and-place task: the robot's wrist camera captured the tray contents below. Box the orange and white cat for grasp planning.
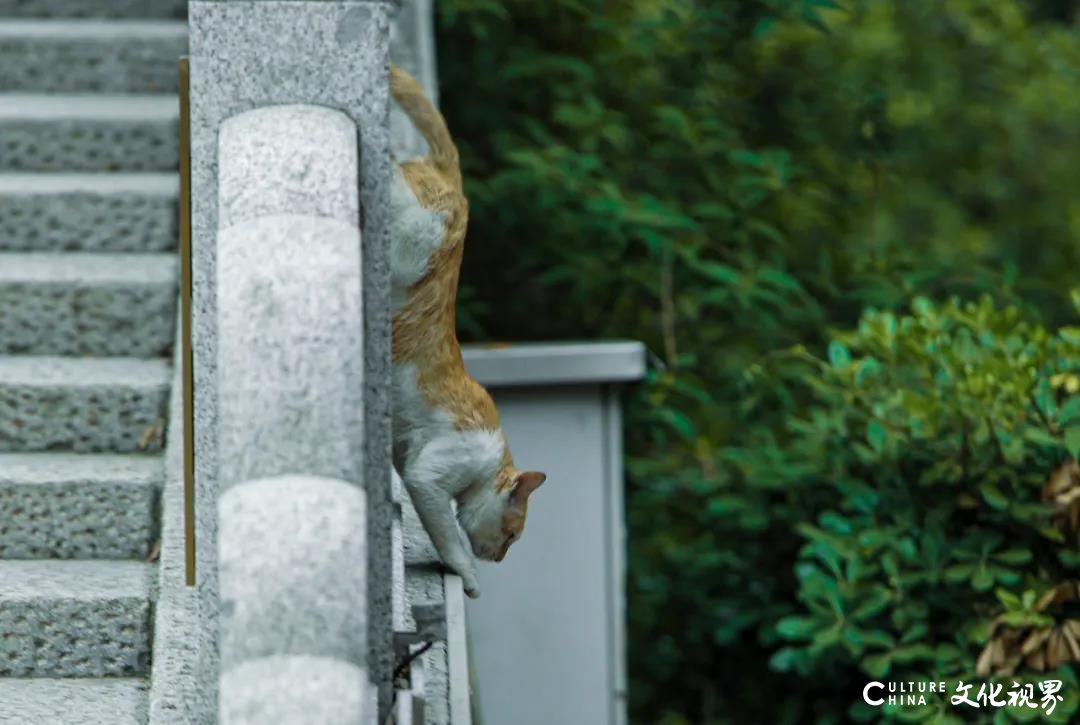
[388,65,546,599]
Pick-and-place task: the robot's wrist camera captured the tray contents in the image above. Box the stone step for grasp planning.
[0,94,178,172]
[0,452,161,559]
[0,173,178,252]
[0,0,185,18]
[0,20,187,93]
[0,252,177,356]
[0,560,152,676]
[0,356,169,453]
[0,678,148,724]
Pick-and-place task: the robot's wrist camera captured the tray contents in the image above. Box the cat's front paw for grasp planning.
[462,577,480,599]
[446,556,480,598]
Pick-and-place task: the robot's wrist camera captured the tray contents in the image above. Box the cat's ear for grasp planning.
[509,471,546,503]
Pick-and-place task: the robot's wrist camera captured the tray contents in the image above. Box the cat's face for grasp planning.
[466,469,546,562]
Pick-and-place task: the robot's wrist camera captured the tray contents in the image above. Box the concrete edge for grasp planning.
[461,341,648,388]
[147,301,202,725]
[443,573,472,725]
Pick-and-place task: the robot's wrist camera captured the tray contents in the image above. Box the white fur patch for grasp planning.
[392,361,449,468]
[389,170,446,314]
[393,363,505,497]
[409,429,505,497]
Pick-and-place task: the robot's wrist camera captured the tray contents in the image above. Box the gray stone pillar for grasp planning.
[215,105,369,723]
[219,475,370,724]
[189,1,397,720]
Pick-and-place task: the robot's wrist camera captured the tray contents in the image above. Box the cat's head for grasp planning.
[461,469,546,562]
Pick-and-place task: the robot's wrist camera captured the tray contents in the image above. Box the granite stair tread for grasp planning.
[0,560,153,677]
[0,20,186,94]
[0,172,178,252]
[0,677,148,724]
[0,355,170,453]
[0,452,162,559]
[0,94,178,171]
[0,253,177,356]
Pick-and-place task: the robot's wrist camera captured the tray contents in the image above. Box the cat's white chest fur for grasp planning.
[392,362,504,497]
[389,169,446,314]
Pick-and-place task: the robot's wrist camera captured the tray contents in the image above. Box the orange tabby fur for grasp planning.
[388,65,546,595]
[389,67,512,471]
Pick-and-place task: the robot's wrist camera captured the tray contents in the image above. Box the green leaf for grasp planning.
[828,340,851,368]
[911,296,934,316]
[896,537,918,562]
[855,357,880,386]
[658,408,696,441]
[695,262,740,285]
[980,482,1009,511]
[852,587,892,621]
[890,643,935,663]
[900,622,928,644]
[1024,427,1061,448]
[998,610,1053,628]
[1059,396,1080,426]
[867,420,887,453]
[994,568,1020,586]
[994,549,1032,565]
[768,646,799,672]
[775,616,818,640]
[819,511,852,535]
[972,567,995,591]
[862,653,891,678]
[810,626,842,652]
[944,564,975,583]
[1022,590,1037,609]
[1066,425,1080,459]
[1041,526,1067,543]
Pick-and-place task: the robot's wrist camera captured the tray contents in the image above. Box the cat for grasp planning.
[387,64,547,599]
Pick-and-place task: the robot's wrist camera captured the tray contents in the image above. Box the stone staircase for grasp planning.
[0,2,184,722]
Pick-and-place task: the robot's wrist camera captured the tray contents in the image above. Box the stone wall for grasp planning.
[152,2,398,722]
[148,3,471,722]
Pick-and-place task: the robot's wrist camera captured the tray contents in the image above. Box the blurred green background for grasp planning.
[434,1,1080,722]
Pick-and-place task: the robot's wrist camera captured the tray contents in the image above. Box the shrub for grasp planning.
[434,0,1080,721]
[768,295,1080,723]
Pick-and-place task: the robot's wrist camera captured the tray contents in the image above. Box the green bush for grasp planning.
[434,0,1080,721]
[768,295,1080,723]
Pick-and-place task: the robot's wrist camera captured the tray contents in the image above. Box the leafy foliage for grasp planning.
[434,0,1080,721]
[770,297,1080,723]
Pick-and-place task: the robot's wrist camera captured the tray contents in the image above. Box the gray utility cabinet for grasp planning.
[460,341,646,725]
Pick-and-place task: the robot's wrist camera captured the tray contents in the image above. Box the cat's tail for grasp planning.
[389,64,462,188]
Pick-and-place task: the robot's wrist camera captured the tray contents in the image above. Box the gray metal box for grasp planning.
[461,341,646,725]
